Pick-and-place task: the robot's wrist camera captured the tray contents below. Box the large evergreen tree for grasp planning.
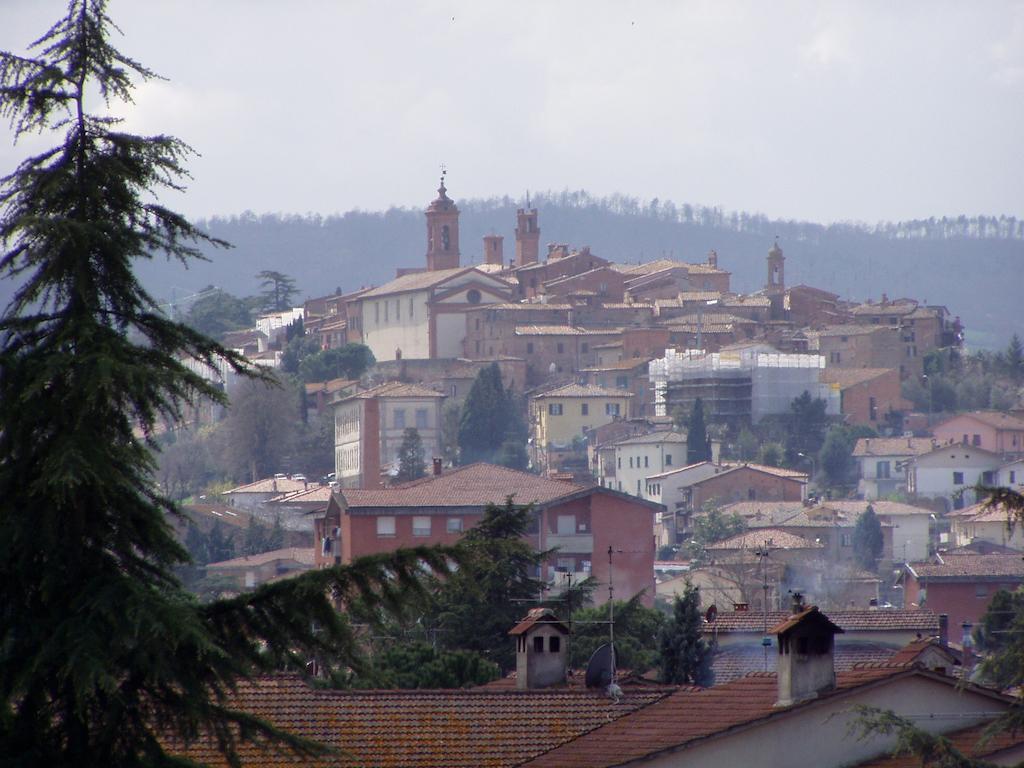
[256,269,299,313]
[659,583,714,686]
[686,397,711,464]
[395,427,427,482]
[0,5,446,765]
[458,363,524,465]
[852,505,884,571]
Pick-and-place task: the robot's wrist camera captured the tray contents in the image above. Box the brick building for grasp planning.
[806,325,906,374]
[314,463,660,605]
[932,411,1024,458]
[902,554,1024,634]
[819,367,911,428]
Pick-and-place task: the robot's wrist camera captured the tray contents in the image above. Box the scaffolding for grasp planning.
[650,348,839,423]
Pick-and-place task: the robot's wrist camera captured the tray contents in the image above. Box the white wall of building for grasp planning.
[361,290,432,361]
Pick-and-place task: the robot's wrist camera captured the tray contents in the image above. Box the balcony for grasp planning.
[546,533,594,553]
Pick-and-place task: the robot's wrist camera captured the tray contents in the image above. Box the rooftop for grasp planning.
[340,463,584,510]
[706,528,821,551]
[345,381,446,400]
[205,547,315,570]
[268,485,334,505]
[907,554,1024,580]
[819,368,894,388]
[224,476,314,495]
[852,437,936,458]
[356,267,471,298]
[705,609,940,634]
[533,383,634,399]
[513,324,620,337]
[938,410,1024,431]
[170,675,668,768]
[611,430,687,447]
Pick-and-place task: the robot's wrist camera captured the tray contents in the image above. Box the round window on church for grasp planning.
[466,289,481,304]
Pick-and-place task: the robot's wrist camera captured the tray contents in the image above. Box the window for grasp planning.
[374,302,380,323]
[1011,470,1017,484]
[606,403,620,416]
[830,351,841,364]
[413,516,431,537]
[869,396,878,421]
[616,375,629,388]
[644,456,649,468]
[409,297,414,317]
[533,636,544,653]
[617,456,621,469]
[581,403,589,416]
[581,342,589,353]
[876,461,891,479]
[466,288,481,304]
[415,409,428,429]
[748,488,756,500]
[548,403,563,416]
[396,298,400,319]
[376,516,396,537]
[962,434,969,445]
[972,434,981,447]
[629,456,634,468]
[557,515,576,535]
[953,471,965,485]
[475,318,480,330]
[841,533,852,547]
[393,409,405,429]
[982,471,995,485]
[557,342,564,354]
[976,584,989,598]
[446,517,463,534]
[384,301,388,322]
[665,454,673,466]
[549,636,561,653]
[526,342,534,354]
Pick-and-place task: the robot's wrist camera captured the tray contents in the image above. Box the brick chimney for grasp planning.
[771,604,843,708]
[939,613,949,647]
[509,608,569,689]
[432,457,443,476]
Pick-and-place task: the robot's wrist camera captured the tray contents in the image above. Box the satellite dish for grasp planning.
[584,643,616,689]
[705,604,718,624]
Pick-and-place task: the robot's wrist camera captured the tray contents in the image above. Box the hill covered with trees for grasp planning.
[80,193,1024,347]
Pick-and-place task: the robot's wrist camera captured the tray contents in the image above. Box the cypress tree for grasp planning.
[659,583,714,686]
[0,4,447,765]
[853,504,884,571]
[686,397,712,464]
[395,427,427,482]
[458,362,520,464]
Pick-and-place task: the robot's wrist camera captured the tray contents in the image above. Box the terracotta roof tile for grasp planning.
[225,477,315,495]
[170,675,669,768]
[357,267,499,298]
[533,384,633,399]
[711,644,897,684]
[705,609,940,634]
[522,666,909,768]
[205,547,315,570]
[819,368,895,388]
[908,554,1024,579]
[610,430,686,447]
[513,324,621,336]
[853,437,936,458]
[854,722,1024,766]
[268,485,334,504]
[340,463,584,510]
[706,528,821,551]
[343,381,446,400]
[943,410,1024,431]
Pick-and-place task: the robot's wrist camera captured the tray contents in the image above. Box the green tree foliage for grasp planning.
[429,499,548,672]
[458,363,525,465]
[850,707,990,768]
[243,515,285,557]
[686,398,712,464]
[784,391,831,466]
[818,425,875,489]
[570,594,665,674]
[0,7,450,763]
[223,374,300,482]
[758,441,784,467]
[736,427,758,462]
[659,583,714,685]
[256,269,299,313]
[1006,334,1024,383]
[974,588,1024,658]
[495,438,530,471]
[357,641,500,689]
[685,506,746,563]
[395,427,427,482]
[182,287,254,338]
[297,342,375,383]
[853,505,884,571]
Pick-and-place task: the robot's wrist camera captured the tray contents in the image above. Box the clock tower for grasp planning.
[425,170,460,271]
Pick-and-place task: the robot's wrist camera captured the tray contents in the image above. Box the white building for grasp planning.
[255,307,304,345]
[853,436,936,500]
[907,444,1002,511]
[597,431,687,497]
[351,267,512,362]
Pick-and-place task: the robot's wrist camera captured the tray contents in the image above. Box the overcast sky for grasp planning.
[2,1,1022,224]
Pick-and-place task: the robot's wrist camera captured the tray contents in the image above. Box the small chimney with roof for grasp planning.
[770,600,843,708]
[432,457,443,476]
[509,608,569,690]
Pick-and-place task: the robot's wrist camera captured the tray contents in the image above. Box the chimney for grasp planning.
[733,602,749,612]
[432,457,443,476]
[484,234,504,267]
[773,605,843,708]
[707,249,718,269]
[510,608,569,690]
[938,614,949,647]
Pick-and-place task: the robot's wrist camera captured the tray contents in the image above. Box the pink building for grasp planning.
[932,411,1024,458]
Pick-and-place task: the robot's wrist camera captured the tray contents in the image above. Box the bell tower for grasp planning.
[425,169,460,271]
[515,204,540,267]
[766,239,785,319]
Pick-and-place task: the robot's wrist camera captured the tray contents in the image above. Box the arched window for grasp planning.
[441,225,450,251]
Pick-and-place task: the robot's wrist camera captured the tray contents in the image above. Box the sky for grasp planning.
[1,1,1023,225]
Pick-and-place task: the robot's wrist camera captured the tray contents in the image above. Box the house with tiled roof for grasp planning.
[332,381,446,490]
[902,553,1024,633]
[522,606,1016,768]
[906,443,1003,510]
[948,500,1024,551]
[314,463,660,606]
[222,475,317,511]
[598,430,687,499]
[204,547,314,591]
[819,367,911,429]
[853,436,936,499]
[680,463,808,523]
[530,384,633,473]
[932,410,1024,458]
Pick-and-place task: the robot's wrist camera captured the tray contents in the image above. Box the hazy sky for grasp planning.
[2,1,1022,224]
